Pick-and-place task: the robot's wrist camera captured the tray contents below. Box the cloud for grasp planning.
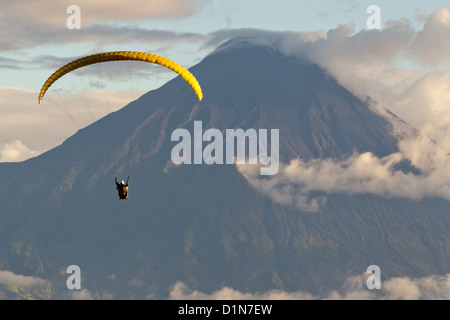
[298,9,450,134]
[2,0,198,26]
[169,273,450,300]
[238,118,450,211]
[293,11,450,206]
[382,274,450,300]
[0,56,25,69]
[394,71,450,143]
[0,270,49,289]
[206,7,450,68]
[169,281,314,300]
[0,140,39,162]
[0,1,205,52]
[414,8,430,24]
[68,288,95,300]
[0,22,204,52]
[409,7,450,66]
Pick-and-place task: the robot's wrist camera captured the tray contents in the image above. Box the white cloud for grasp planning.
[383,274,450,300]
[409,7,450,66]
[296,9,450,144]
[169,273,450,300]
[0,270,49,289]
[0,140,39,162]
[394,71,450,143]
[238,132,450,208]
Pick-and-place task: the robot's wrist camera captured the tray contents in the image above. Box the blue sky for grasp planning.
[0,1,449,159]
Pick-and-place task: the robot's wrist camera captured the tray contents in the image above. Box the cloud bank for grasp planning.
[237,132,450,211]
[169,273,450,300]
[3,270,448,299]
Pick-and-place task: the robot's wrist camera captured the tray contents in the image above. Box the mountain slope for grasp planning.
[0,39,448,299]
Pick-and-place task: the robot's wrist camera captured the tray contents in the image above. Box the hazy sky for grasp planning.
[0,0,448,159]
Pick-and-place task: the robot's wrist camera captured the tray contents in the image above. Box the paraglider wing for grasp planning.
[38,51,203,103]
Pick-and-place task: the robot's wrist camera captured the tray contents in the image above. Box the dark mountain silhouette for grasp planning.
[0,39,448,299]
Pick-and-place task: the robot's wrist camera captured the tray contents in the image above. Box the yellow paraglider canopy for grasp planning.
[38,51,203,103]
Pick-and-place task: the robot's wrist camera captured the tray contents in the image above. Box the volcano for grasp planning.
[0,39,448,299]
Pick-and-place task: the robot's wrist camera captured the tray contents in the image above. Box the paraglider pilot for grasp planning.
[115,176,129,200]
